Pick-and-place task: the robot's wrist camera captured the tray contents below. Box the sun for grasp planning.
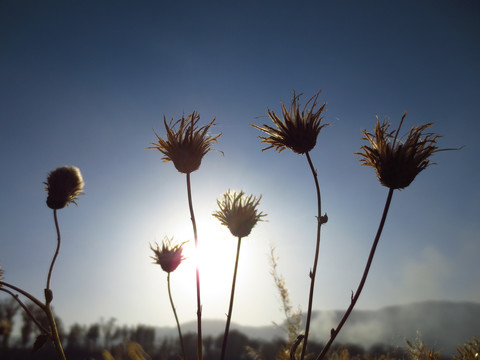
[166,214,244,318]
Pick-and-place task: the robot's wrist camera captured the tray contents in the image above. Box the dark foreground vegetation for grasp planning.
[0,326,404,360]
[1,297,479,360]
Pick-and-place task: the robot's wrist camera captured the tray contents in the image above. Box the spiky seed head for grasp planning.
[213,190,266,238]
[356,112,441,190]
[250,90,328,154]
[150,238,186,273]
[147,111,221,174]
[44,166,84,210]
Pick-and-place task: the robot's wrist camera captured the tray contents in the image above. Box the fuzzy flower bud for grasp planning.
[44,166,84,209]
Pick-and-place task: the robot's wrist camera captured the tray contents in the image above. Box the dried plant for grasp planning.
[213,190,266,238]
[149,112,221,360]
[356,112,441,190]
[150,238,187,359]
[0,166,85,360]
[406,334,442,360]
[44,166,84,209]
[213,190,266,360]
[454,337,480,360]
[148,111,221,174]
[150,238,186,273]
[270,245,303,360]
[252,90,328,360]
[251,90,328,154]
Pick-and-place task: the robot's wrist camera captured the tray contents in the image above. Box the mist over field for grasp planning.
[152,301,480,356]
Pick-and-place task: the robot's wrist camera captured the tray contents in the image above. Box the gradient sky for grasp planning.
[1,0,479,333]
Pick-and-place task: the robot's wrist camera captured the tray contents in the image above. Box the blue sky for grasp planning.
[1,0,479,332]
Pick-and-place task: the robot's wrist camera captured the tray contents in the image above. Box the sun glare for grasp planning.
[166,215,245,317]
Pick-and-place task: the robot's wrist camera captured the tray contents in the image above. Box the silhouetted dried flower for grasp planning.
[213,190,266,238]
[0,265,3,286]
[356,112,441,190]
[251,90,328,154]
[151,238,186,273]
[44,166,84,210]
[148,112,221,174]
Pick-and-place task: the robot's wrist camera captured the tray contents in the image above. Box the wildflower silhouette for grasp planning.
[251,90,327,154]
[314,112,451,360]
[151,238,187,359]
[213,190,266,360]
[0,166,84,360]
[45,166,84,209]
[148,112,221,174]
[148,111,221,360]
[356,111,440,189]
[251,90,328,360]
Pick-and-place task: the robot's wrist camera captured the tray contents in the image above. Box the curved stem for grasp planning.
[314,188,394,360]
[46,210,61,292]
[300,152,323,360]
[0,288,50,334]
[220,237,242,360]
[186,173,203,360]
[0,281,46,310]
[168,273,186,360]
[45,209,66,360]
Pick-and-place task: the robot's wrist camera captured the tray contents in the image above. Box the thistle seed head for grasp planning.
[213,190,266,238]
[251,90,328,154]
[356,112,441,190]
[150,238,186,273]
[148,112,221,174]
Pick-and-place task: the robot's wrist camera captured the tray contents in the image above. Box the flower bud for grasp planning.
[44,166,84,209]
[150,238,186,273]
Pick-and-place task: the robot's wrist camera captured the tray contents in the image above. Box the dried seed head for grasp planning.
[44,166,84,209]
[213,190,266,238]
[356,112,441,190]
[148,112,221,174]
[251,90,328,154]
[0,265,3,286]
[150,238,186,273]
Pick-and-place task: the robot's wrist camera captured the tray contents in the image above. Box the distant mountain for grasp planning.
[155,301,480,356]
[154,319,284,342]
[308,301,480,356]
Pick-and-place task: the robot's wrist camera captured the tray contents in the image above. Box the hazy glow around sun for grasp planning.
[159,213,246,319]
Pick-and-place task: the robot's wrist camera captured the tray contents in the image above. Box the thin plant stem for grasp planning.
[45,304,66,360]
[0,287,49,334]
[220,236,242,360]
[0,281,46,310]
[186,173,203,360]
[314,188,394,360]
[168,272,186,360]
[46,210,61,292]
[299,151,324,360]
[45,209,67,360]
